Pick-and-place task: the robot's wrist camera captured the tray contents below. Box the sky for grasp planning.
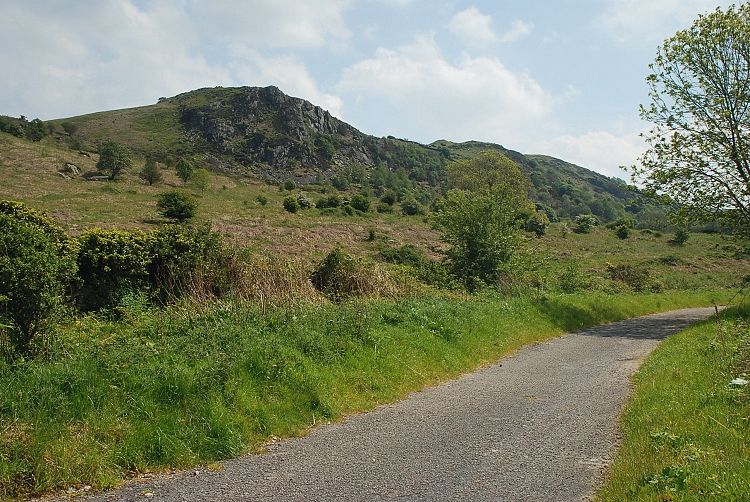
[0,0,738,179]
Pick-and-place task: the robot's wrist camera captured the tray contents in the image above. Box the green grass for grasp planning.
[596,304,750,501]
[0,290,728,499]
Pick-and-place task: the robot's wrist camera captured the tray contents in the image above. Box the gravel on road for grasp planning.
[74,307,716,502]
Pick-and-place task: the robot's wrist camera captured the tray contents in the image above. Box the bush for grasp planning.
[310,248,396,301]
[316,195,341,208]
[0,211,75,356]
[283,196,299,213]
[284,179,297,191]
[607,263,650,292]
[670,228,690,246]
[76,225,230,310]
[573,214,598,233]
[156,190,197,222]
[76,229,154,310]
[376,202,393,213]
[614,225,630,239]
[524,211,550,237]
[380,191,397,206]
[400,197,423,216]
[558,264,587,293]
[296,193,314,209]
[255,195,268,206]
[350,194,370,212]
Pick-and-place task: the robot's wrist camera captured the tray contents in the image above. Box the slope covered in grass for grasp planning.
[0,290,728,498]
[596,305,750,501]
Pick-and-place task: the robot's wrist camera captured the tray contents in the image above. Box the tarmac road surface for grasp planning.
[74,307,716,502]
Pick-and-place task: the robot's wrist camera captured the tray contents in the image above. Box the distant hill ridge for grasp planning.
[39,85,647,221]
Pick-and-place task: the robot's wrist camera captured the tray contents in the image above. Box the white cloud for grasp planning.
[599,0,735,44]
[229,47,343,116]
[0,1,232,118]
[499,20,534,43]
[448,7,497,46]
[337,36,553,146]
[188,0,351,48]
[0,0,348,119]
[537,131,645,179]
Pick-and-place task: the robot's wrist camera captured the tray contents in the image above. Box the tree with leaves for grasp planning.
[191,168,211,194]
[175,158,194,184]
[156,190,197,222]
[434,151,532,289]
[96,140,132,180]
[634,4,750,234]
[139,158,162,186]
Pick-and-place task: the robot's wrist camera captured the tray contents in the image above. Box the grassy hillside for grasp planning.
[31,85,656,224]
[0,130,747,291]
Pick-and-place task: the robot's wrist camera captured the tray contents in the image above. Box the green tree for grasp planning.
[175,158,194,184]
[96,140,132,180]
[190,168,211,194]
[634,4,750,234]
[434,151,532,289]
[573,214,598,234]
[139,158,162,186]
[0,205,75,356]
[156,190,197,222]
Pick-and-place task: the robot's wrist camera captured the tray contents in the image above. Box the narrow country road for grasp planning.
[78,307,716,502]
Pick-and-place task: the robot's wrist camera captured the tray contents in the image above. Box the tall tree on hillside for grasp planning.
[175,158,194,184]
[96,140,132,180]
[434,151,533,290]
[634,4,750,234]
[139,158,162,186]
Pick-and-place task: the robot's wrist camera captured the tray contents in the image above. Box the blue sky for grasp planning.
[0,0,737,178]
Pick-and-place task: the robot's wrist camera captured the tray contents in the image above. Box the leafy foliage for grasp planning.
[573,214,598,234]
[0,210,75,356]
[156,190,197,222]
[175,158,194,183]
[350,194,370,212]
[434,151,532,289]
[139,158,162,186]
[310,248,395,301]
[96,140,132,180]
[283,196,299,213]
[635,4,750,234]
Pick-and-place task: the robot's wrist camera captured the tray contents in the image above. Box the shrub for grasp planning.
[284,179,297,191]
[283,196,299,213]
[350,194,370,212]
[607,263,650,292]
[524,211,550,237]
[400,197,423,216]
[255,195,268,206]
[573,214,598,233]
[76,229,154,310]
[296,193,314,209]
[380,191,397,206]
[331,176,348,190]
[0,212,75,356]
[376,203,393,213]
[156,190,197,222]
[558,264,587,293]
[670,228,690,246]
[310,248,396,301]
[614,225,630,239]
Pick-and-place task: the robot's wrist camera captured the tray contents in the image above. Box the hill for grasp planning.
[37,85,653,224]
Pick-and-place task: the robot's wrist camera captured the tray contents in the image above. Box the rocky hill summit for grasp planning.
[45,85,649,222]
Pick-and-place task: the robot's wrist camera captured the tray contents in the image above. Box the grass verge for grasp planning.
[596,303,750,501]
[0,290,728,499]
